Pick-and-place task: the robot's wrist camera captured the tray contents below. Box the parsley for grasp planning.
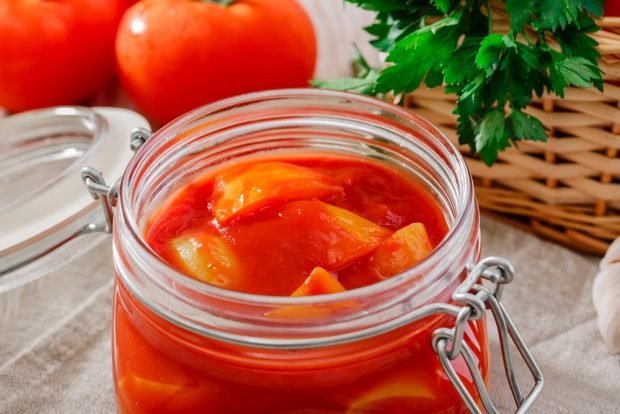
[315,0,604,165]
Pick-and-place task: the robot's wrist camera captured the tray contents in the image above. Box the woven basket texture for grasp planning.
[404,5,620,255]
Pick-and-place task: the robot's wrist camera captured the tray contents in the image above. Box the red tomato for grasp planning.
[0,0,130,112]
[115,0,317,125]
[120,0,140,10]
[605,0,620,16]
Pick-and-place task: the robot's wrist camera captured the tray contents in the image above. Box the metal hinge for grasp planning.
[81,127,151,234]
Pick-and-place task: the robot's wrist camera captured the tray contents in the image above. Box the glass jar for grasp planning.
[109,89,542,414]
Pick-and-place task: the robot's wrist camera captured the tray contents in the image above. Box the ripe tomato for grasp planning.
[116,0,316,125]
[0,0,131,112]
[605,0,620,16]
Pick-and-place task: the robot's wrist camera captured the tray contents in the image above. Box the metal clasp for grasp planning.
[432,257,543,413]
[80,127,151,234]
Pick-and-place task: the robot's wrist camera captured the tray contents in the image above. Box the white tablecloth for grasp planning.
[1,218,618,413]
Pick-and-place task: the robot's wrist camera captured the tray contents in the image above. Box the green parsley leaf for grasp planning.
[425,65,445,88]
[557,29,600,64]
[476,34,505,75]
[475,109,508,165]
[581,0,605,17]
[505,0,534,33]
[456,113,475,146]
[350,44,372,77]
[417,9,463,34]
[444,38,482,85]
[516,43,543,70]
[536,0,580,31]
[311,76,377,95]
[345,0,405,12]
[377,20,461,93]
[475,109,505,151]
[312,47,379,94]
[551,54,603,95]
[510,110,547,141]
[431,0,452,14]
[457,74,485,114]
[366,15,421,52]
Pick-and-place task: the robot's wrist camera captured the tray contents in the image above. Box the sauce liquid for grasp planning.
[145,155,448,295]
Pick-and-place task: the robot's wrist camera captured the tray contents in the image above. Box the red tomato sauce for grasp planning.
[114,154,488,414]
[144,155,448,295]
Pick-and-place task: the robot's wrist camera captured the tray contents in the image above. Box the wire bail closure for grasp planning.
[81,127,151,234]
[432,257,543,413]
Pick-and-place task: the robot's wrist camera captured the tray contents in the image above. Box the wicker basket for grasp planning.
[404,6,620,255]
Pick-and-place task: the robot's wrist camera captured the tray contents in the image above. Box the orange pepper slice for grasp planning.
[291,267,346,297]
[370,222,433,278]
[267,267,348,319]
[118,375,188,413]
[212,162,342,224]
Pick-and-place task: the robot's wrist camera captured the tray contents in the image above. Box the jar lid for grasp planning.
[0,107,149,276]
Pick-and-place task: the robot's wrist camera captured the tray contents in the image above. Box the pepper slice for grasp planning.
[212,161,342,224]
[291,267,346,296]
[170,232,243,289]
[268,268,348,319]
[118,375,187,413]
[346,370,438,413]
[284,200,392,270]
[370,222,433,278]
